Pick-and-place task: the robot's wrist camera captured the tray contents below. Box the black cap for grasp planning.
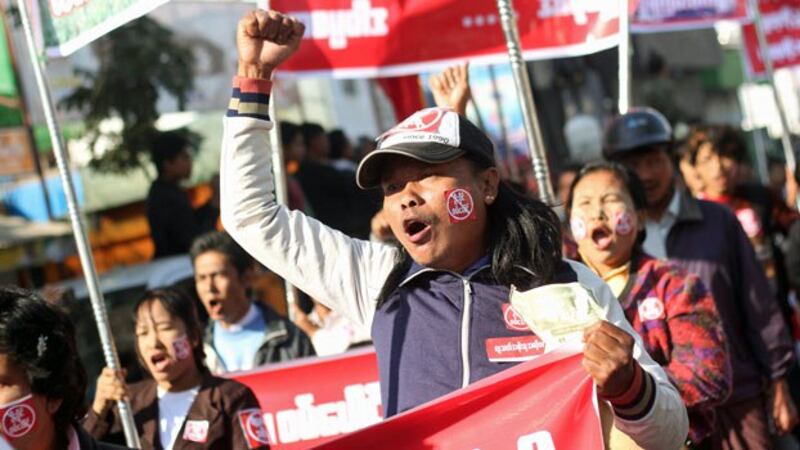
[603,107,673,160]
[356,107,495,189]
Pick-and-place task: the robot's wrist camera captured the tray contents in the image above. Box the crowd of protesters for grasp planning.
[5,7,800,450]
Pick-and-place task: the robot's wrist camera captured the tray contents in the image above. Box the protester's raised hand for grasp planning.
[237,10,305,79]
[429,63,471,116]
[581,321,636,398]
[91,367,128,415]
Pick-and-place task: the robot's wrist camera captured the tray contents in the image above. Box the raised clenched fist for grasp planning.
[237,10,305,79]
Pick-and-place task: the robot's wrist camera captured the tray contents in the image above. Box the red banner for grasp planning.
[272,0,622,78]
[318,347,601,449]
[631,0,749,33]
[232,348,382,449]
[742,0,800,77]
[233,347,602,449]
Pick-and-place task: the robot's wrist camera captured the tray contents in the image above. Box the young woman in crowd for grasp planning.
[84,288,269,450]
[566,162,730,446]
[0,286,127,449]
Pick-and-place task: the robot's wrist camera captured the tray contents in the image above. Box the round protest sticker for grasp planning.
[638,297,665,322]
[173,335,191,360]
[570,217,587,241]
[614,211,634,236]
[0,395,36,440]
[445,188,476,223]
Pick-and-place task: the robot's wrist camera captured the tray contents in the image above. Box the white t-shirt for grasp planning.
[157,386,199,450]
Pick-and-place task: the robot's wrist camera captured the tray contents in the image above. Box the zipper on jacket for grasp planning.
[461,280,473,388]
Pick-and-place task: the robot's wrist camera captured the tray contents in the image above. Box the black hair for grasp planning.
[376,164,563,307]
[133,288,208,374]
[565,161,648,247]
[682,125,747,165]
[280,122,301,149]
[0,286,87,448]
[328,129,351,160]
[150,129,192,174]
[300,122,326,148]
[190,231,253,276]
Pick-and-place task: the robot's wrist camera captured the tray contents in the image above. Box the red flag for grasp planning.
[377,76,424,122]
[742,0,800,77]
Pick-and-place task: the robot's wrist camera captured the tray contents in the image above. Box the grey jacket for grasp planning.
[203,301,315,374]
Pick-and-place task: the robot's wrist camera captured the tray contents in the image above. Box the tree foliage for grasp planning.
[61,16,196,173]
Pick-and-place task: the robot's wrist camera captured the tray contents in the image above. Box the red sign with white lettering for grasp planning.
[231,348,382,449]
[231,347,602,448]
[631,0,748,32]
[272,0,623,78]
[317,347,602,449]
[743,0,800,77]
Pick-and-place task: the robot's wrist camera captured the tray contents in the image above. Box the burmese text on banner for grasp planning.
[631,0,749,32]
[742,0,800,77]
[271,0,622,78]
[231,348,383,449]
[232,346,603,449]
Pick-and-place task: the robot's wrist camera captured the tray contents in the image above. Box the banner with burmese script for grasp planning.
[271,0,624,78]
[232,346,603,449]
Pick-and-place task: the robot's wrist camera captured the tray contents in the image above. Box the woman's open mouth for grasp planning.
[403,219,432,245]
[150,353,171,372]
[591,227,613,251]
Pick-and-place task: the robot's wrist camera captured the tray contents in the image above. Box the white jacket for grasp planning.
[220,114,688,449]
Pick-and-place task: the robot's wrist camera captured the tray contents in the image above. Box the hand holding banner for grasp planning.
[316,347,603,450]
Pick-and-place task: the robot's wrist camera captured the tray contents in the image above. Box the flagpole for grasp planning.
[256,0,299,320]
[14,1,141,448]
[618,0,631,114]
[495,0,556,204]
[749,0,799,208]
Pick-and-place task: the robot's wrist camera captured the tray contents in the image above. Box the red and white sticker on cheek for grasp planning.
[173,335,192,360]
[0,394,37,441]
[613,211,634,236]
[445,188,476,223]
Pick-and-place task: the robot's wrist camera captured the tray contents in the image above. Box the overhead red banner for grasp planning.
[232,347,603,449]
[742,0,800,77]
[272,0,622,78]
[631,0,749,33]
